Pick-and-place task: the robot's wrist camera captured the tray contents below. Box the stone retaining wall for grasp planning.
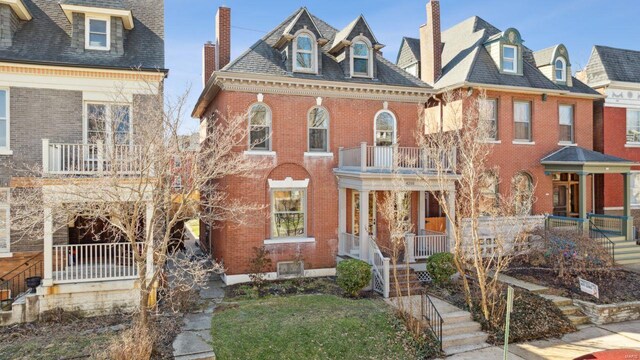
[574,299,640,325]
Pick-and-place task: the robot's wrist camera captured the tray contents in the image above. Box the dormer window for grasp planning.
[502,45,518,73]
[86,16,110,51]
[293,31,316,73]
[351,37,372,78]
[555,57,567,82]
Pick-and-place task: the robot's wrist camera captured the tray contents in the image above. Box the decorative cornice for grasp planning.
[0,62,165,82]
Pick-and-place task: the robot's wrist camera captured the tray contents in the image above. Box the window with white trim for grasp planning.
[248,103,271,151]
[0,89,8,152]
[0,189,9,253]
[502,45,517,73]
[559,104,574,143]
[375,111,396,146]
[627,109,640,144]
[86,103,132,146]
[479,98,498,140]
[512,172,533,215]
[85,16,110,51]
[514,101,531,141]
[480,172,499,215]
[293,32,315,73]
[308,107,328,152]
[352,39,372,77]
[272,189,306,238]
[555,57,567,82]
[631,172,640,207]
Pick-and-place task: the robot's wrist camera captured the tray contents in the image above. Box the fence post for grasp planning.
[42,139,50,175]
[97,140,104,174]
[42,207,53,287]
[360,142,367,172]
[405,233,416,263]
[383,257,390,298]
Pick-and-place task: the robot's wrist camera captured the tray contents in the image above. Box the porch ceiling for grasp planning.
[334,169,458,192]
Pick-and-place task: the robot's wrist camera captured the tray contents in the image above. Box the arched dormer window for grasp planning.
[351,36,373,78]
[248,103,272,151]
[555,57,567,82]
[374,110,396,146]
[293,30,317,73]
[496,28,523,75]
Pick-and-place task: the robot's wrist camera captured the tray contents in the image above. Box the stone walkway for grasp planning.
[172,231,224,360]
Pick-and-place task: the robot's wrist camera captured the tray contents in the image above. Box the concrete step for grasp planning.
[616,258,640,265]
[441,321,481,336]
[608,236,631,243]
[559,305,582,316]
[568,315,590,326]
[441,310,473,324]
[540,294,573,307]
[443,342,491,356]
[442,331,488,349]
[612,244,640,253]
[613,252,640,261]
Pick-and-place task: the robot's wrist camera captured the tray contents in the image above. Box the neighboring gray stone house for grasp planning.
[0,0,166,323]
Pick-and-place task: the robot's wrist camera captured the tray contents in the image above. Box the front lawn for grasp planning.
[211,294,425,359]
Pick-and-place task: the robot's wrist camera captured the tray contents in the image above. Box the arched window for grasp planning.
[374,111,396,146]
[293,32,316,73]
[480,171,499,215]
[555,57,566,82]
[308,107,329,152]
[248,103,271,151]
[352,37,372,77]
[512,172,533,215]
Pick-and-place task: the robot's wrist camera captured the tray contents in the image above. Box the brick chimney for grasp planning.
[215,6,231,71]
[419,0,442,85]
[202,41,216,86]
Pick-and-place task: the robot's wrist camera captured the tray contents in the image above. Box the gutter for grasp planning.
[0,58,169,76]
[435,81,604,99]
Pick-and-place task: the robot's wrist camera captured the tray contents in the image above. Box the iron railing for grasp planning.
[589,219,616,262]
[421,292,444,353]
[0,259,43,309]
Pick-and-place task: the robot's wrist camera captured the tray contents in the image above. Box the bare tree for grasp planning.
[416,90,536,325]
[10,79,265,327]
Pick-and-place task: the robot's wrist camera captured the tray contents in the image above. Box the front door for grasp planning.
[552,173,580,217]
[353,192,376,238]
[425,192,446,233]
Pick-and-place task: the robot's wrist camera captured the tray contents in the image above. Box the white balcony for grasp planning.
[42,139,144,176]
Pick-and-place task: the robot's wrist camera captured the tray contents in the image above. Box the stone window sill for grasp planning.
[244,150,276,156]
[304,152,333,158]
[264,237,315,245]
[512,141,536,145]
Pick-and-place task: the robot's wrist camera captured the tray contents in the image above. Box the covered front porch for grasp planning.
[542,146,635,240]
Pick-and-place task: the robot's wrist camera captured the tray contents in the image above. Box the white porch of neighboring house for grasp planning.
[335,143,458,298]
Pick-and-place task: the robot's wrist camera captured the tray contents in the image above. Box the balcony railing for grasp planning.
[43,139,144,176]
[338,142,456,173]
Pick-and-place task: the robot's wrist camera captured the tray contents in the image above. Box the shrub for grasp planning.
[99,324,153,360]
[336,259,371,297]
[248,246,272,290]
[426,252,456,284]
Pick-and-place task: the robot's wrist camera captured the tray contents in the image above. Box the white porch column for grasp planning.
[338,187,347,255]
[359,190,370,262]
[42,206,53,287]
[145,201,154,280]
[446,190,455,252]
[418,190,426,234]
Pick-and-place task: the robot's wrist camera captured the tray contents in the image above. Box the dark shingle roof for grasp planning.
[0,0,165,70]
[541,146,632,164]
[396,16,599,96]
[583,45,640,85]
[222,8,427,88]
[59,0,126,10]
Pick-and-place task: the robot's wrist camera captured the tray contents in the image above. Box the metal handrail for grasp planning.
[421,292,444,353]
[0,252,42,281]
[589,219,616,263]
[0,259,43,308]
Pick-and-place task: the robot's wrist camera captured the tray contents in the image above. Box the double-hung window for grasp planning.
[555,58,567,82]
[513,101,531,141]
[308,107,328,152]
[479,98,498,140]
[502,45,518,73]
[559,105,574,143]
[86,16,110,51]
[627,110,640,144]
[248,104,271,151]
[0,89,9,153]
[272,189,306,238]
[86,103,132,158]
[352,41,371,77]
[294,33,315,73]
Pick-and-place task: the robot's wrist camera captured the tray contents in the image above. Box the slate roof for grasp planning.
[0,0,165,71]
[396,16,599,96]
[221,7,428,88]
[583,45,640,85]
[541,146,633,164]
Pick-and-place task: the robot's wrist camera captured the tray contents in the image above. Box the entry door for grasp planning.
[353,192,376,238]
[552,173,580,217]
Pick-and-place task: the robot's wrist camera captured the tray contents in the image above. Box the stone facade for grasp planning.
[574,299,640,325]
[70,13,125,56]
[0,4,19,48]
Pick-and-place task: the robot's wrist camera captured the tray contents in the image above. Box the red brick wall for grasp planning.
[215,7,231,71]
[202,90,423,275]
[202,42,216,85]
[481,90,595,214]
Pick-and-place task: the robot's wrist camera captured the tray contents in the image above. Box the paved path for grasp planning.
[172,231,224,360]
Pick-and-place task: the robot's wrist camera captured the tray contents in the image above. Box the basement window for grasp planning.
[277,261,304,278]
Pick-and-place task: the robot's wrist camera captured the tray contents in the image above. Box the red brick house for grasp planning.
[397,1,638,257]
[193,7,458,291]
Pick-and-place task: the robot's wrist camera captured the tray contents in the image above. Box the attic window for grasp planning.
[502,45,517,73]
[555,57,567,82]
[293,32,316,73]
[86,16,110,51]
[351,38,372,78]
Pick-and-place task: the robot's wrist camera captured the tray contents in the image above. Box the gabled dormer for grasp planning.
[273,8,327,75]
[59,0,134,55]
[0,0,31,48]
[484,27,524,76]
[328,15,384,79]
[533,44,573,87]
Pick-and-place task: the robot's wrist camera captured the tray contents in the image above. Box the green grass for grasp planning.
[211,294,423,360]
[0,331,115,360]
[185,219,200,237]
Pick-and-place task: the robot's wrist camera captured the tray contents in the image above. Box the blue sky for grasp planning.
[165,0,640,133]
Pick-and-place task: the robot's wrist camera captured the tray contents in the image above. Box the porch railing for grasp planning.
[338,143,456,173]
[587,213,626,236]
[369,237,390,298]
[52,243,143,284]
[0,259,43,310]
[43,139,145,176]
[545,215,585,232]
[339,233,360,258]
[421,291,444,353]
[405,232,449,262]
